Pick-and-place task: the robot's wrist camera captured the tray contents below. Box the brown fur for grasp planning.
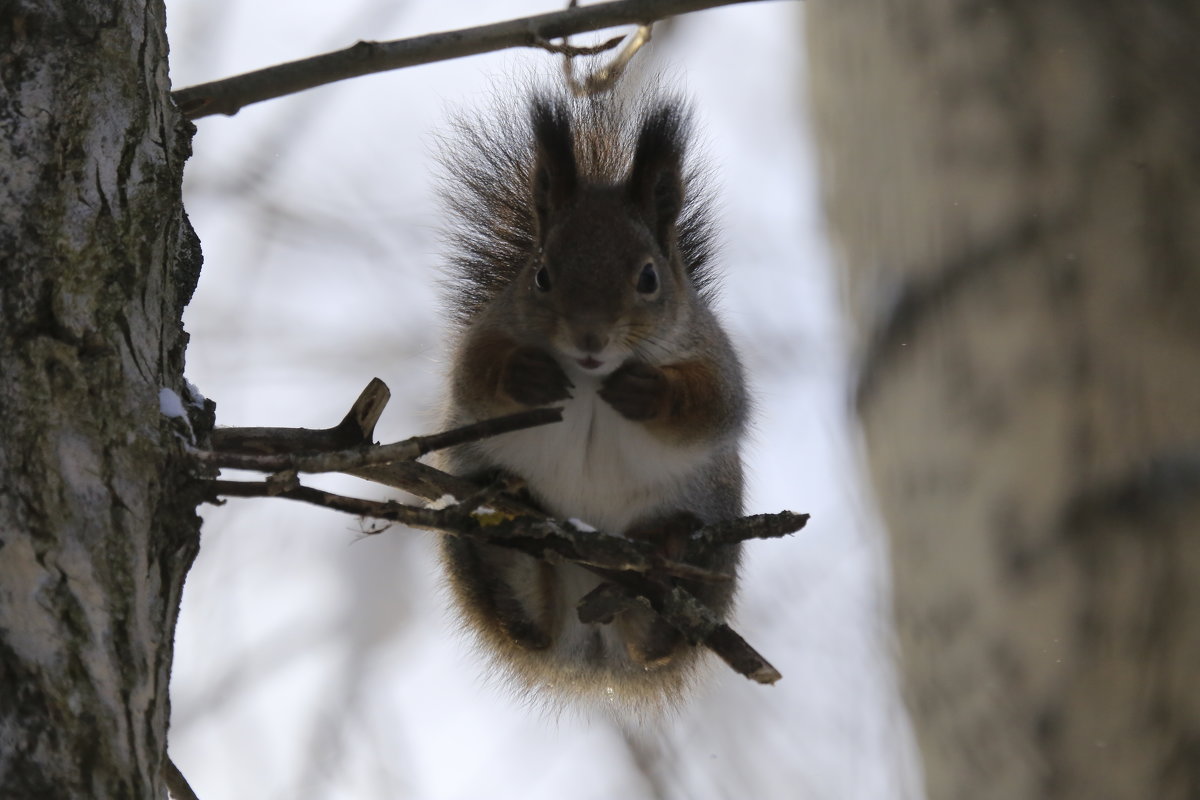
[435,84,748,712]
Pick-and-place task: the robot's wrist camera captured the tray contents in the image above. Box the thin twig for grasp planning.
[564,24,653,96]
[209,379,501,504]
[172,0,769,119]
[534,33,626,57]
[349,459,524,508]
[199,378,802,685]
[195,407,562,474]
[210,480,449,529]
[207,479,729,580]
[209,377,389,454]
[206,477,787,683]
[690,511,809,548]
[585,560,781,683]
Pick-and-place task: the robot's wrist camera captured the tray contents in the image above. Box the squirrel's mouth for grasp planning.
[576,356,603,370]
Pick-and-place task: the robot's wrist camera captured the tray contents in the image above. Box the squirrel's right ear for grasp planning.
[627,104,685,255]
[530,99,578,244]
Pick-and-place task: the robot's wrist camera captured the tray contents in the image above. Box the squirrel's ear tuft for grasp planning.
[530,98,578,244]
[627,103,685,254]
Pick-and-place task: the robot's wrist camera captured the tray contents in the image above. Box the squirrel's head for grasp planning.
[515,98,693,374]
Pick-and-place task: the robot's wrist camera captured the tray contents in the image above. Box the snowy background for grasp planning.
[166,1,921,798]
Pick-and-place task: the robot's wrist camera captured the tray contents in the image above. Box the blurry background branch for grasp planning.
[172,0,770,118]
[199,378,807,685]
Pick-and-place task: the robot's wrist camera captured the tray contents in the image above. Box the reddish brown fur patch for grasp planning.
[649,360,731,444]
[455,329,521,415]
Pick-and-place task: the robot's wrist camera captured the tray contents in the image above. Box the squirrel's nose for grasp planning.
[576,330,609,354]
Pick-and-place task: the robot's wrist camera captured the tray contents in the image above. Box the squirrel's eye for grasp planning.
[534,266,552,292]
[636,263,658,294]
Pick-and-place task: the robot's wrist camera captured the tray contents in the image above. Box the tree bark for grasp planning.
[806,2,1200,799]
[0,2,202,797]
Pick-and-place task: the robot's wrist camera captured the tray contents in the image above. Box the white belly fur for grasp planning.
[475,373,711,534]
[474,373,715,670]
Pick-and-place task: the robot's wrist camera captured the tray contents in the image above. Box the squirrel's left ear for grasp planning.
[627,104,685,254]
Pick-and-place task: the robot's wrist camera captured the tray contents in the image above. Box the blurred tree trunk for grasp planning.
[806,3,1200,799]
[0,1,202,797]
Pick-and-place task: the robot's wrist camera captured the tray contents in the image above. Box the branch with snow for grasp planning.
[197,378,808,685]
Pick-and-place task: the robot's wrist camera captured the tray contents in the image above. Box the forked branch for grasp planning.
[198,378,807,684]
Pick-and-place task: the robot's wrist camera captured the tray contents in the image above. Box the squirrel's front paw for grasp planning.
[502,346,573,406]
[599,360,667,421]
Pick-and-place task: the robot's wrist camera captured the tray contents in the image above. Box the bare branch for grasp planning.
[206,379,502,504]
[209,480,448,529]
[209,377,389,454]
[706,624,782,684]
[206,479,731,580]
[196,406,562,475]
[205,476,794,684]
[172,0,771,119]
[350,459,520,507]
[198,378,805,685]
[564,24,653,95]
[690,511,809,547]
[534,33,626,57]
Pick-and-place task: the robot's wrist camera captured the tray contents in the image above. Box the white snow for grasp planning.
[427,494,459,510]
[159,387,187,420]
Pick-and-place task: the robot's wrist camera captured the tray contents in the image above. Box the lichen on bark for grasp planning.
[0,1,204,796]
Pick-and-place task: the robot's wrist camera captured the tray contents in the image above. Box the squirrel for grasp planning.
[435,83,748,709]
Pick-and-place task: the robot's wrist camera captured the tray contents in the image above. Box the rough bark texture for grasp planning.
[806,2,1200,799]
[0,1,202,797]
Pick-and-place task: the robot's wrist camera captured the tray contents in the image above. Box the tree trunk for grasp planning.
[806,2,1200,799]
[0,2,202,796]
